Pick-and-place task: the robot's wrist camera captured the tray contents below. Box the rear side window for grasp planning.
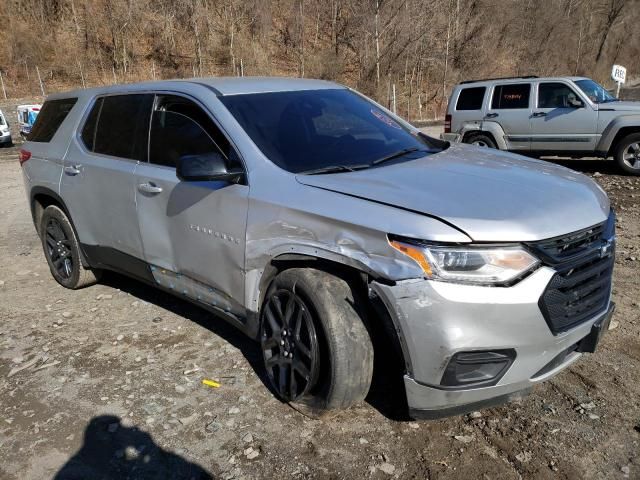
[29,98,77,142]
[82,94,153,161]
[149,95,240,169]
[456,87,486,110]
[491,84,531,109]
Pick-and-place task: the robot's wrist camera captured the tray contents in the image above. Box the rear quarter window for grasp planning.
[29,98,78,142]
[455,87,486,110]
[80,98,103,152]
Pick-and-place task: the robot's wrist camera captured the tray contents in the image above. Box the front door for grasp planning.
[485,82,532,151]
[134,94,249,314]
[530,82,598,152]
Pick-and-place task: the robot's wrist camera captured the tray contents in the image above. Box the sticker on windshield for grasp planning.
[371,109,401,129]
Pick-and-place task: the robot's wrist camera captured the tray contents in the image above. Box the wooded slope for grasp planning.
[1,0,638,118]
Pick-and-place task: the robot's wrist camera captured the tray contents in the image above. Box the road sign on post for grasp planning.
[611,64,627,98]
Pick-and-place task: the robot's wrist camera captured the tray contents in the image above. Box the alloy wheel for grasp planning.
[622,142,640,170]
[45,218,73,279]
[261,289,320,402]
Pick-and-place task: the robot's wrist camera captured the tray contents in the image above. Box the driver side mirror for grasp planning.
[176,153,244,183]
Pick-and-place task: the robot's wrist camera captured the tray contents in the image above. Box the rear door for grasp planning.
[486,83,532,151]
[61,93,153,260]
[530,81,598,152]
[134,94,249,313]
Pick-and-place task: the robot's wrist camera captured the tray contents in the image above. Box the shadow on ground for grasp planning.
[100,271,411,422]
[541,157,620,175]
[53,415,213,480]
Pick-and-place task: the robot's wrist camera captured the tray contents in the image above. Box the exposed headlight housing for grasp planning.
[388,237,539,286]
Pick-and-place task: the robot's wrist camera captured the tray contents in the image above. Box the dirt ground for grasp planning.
[1,114,639,479]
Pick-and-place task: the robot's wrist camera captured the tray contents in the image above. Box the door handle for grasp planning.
[485,113,499,118]
[532,112,547,117]
[63,165,82,176]
[138,182,163,194]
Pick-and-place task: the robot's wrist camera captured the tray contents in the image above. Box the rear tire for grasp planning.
[614,133,640,175]
[260,268,374,414]
[40,205,101,289]
[464,132,497,149]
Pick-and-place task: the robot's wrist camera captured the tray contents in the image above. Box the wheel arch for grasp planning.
[30,187,71,237]
[596,115,640,155]
[461,124,506,149]
[462,130,497,143]
[256,252,377,314]
[30,186,90,267]
[250,252,410,375]
[606,126,640,157]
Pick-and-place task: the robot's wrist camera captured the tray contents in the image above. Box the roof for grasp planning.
[45,77,344,100]
[456,76,591,86]
[192,77,343,95]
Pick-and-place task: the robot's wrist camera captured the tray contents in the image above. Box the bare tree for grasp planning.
[595,0,626,63]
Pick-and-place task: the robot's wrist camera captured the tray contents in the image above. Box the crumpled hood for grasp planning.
[296,144,610,242]
[599,100,640,111]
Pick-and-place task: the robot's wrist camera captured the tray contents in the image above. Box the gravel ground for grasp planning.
[1,124,639,479]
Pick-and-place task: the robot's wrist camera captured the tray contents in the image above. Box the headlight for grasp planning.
[388,237,539,285]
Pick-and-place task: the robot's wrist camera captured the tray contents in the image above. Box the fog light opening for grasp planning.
[440,349,516,388]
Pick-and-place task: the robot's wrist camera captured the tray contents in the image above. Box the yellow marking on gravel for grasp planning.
[202,379,221,388]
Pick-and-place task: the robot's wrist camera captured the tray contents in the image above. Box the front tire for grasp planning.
[614,133,640,175]
[260,268,374,413]
[40,205,101,289]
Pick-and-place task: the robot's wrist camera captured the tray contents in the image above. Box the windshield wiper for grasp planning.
[302,164,368,175]
[371,147,424,166]
[301,148,429,174]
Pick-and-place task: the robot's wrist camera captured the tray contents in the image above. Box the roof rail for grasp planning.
[459,75,538,85]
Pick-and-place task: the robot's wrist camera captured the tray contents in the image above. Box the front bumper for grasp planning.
[372,266,613,419]
[0,133,11,144]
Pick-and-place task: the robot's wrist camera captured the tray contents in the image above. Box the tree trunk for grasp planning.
[375,0,381,85]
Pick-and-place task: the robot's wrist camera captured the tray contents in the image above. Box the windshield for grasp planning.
[220,89,442,173]
[0,115,5,126]
[574,79,616,104]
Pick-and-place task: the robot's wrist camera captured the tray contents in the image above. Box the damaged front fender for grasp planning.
[243,178,471,314]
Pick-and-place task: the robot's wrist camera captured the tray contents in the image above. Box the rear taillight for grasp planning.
[19,149,31,166]
[444,114,452,133]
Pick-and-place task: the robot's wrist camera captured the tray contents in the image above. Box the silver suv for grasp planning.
[443,76,640,174]
[20,78,615,419]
